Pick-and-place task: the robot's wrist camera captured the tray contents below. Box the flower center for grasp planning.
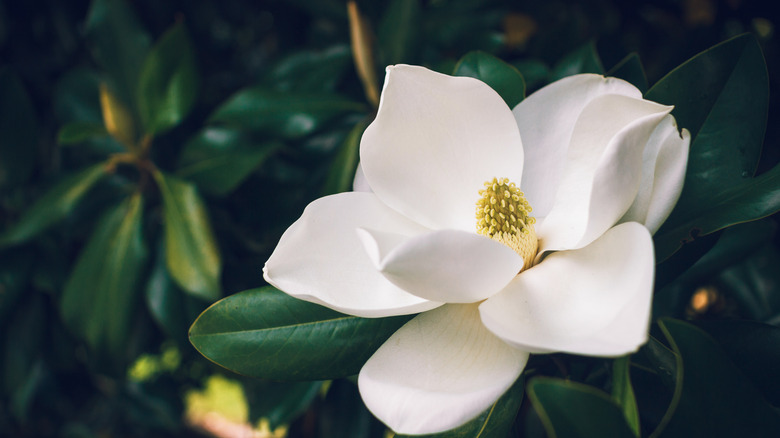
[476,177,538,270]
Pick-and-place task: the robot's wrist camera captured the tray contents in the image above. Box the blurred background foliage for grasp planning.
[1,0,779,437]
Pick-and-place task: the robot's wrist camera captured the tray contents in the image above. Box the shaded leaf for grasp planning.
[0,163,108,247]
[317,379,381,438]
[378,0,422,65]
[247,380,323,429]
[265,45,352,92]
[612,356,640,437]
[608,53,648,93]
[454,51,526,108]
[58,121,109,145]
[321,120,368,196]
[137,22,199,135]
[0,68,37,189]
[189,287,411,380]
[153,171,221,300]
[549,41,604,82]
[0,250,33,324]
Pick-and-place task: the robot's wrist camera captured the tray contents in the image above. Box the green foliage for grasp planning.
[0,69,37,190]
[453,51,526,107]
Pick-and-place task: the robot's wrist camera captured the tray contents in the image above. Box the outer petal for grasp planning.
[352,162,371,192]
[359,304,528,435]
[263,192,442,317]
[361,65,524,231]
[620,115,691,234]
[536,94,672,254]
[479,222,654,356]
[357,228,524,303]
[513,74,642,217]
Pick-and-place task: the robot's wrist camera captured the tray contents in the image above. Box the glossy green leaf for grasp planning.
[608,53,648,93]
[612,356,640,437]
[0,68,37,189]
[137,22,199,135]
[454,51,526,108]
[60,194,148,357]
[57,121,108,145]
[176,127,281,196]
[649,34,771,260]
[0,163,108,247]
[153,170,221,300]
[189,287,412,380]
[321,120,368,196]
[210,88,366,139]
[549,41,605,82]
[529,377,634,438]
[378,0,422,65]
[265,45,352,92]
[514,59,550,91]
[653,319,780,437]
[395,377,525,438]
[85,0,151,105]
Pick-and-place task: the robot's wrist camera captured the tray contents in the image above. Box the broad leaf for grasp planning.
[0,68,37,189]
[454,51,526,108]
[137,22,199,135]
[153,170,221,300]
[176,127,281,196]
[210,88,366,139]
[0,163,108,247]
[378,0,422,65]
[529,378,635,438]
[649,34,771,260]
[608,53,648,93]
[612,356,640,437]
[321,120,368,196]
[60,194,148,358]
[548,41,605,82]
[58,121,108,145]
[189,287,411,380]
[264,45,352,92]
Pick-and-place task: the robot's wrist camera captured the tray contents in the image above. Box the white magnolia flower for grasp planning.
[263,65,690,435]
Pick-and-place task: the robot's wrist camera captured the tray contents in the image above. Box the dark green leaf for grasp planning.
[137,22,199,135]
[0,68,37,189]
[84,0,151,106]
[321,120,368,196]
[265,45,352,92]
[636,336,678,391]
[60,194,148,358]
[0,250,32,324]
[210,88,366,139]
[653,319,780,437]
[607,53,649,93]
[247,380,323,429]
[176,127,281,196]
[2,296,45,400]
[549,41,605,82]
[717,243,780,321]
[529,377,634,438]
[0,163,108,247]
[317,379,380,438]
[649,34,770,260]
[378,0,422,65]
[189,287,411,380]
[153,170,221,300]
[454,51,526,108]
[58,121,108,145]
[612,356,640,437]
[513,59,550,92]
[396,376,525,438]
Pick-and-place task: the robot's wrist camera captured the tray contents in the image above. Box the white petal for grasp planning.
[357,228,524,303]
[514,74,642,218]
[352,162,372,192]
[263,192,442,317]
[536,94,672,253]
[359,304,528,435]
[621,116,691,234]
[361,65,524,231]
[479,222,654,356]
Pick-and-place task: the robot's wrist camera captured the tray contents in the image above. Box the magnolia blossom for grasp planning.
[264,65,690,434]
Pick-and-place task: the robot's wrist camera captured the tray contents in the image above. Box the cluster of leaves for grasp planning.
[2,0,780,437]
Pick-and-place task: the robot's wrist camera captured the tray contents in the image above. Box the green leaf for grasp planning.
[549,41,605,82]
[395,376,525,438]
[57,121,108,145]
[247,380,323,429]
[153,170,221,300]
[317,379,381,438]
[2,295,45,400]
[653,319,780,437]
[321,120,368,196]
[265,45,352,92]
[60,194,148,357]
[189,287,411,380]
[176,127,281,196]
[210,88,366,139]
[137,22,199,135]
[529,377,635,438]
[454,51,526,108]
[0,68,37,189]
[649,34,771,261]
[607,53,649,93]
[378,0,422,65]
[513,59,550,91]
[85,0,151,106]
[0,163,108,247]
[0,250,33,325]
[612,356,640,437]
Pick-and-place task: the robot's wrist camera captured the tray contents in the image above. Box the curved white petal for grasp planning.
[620,116,691,234]
[536,94,672,254]
[352,162,372,192]
[361,65,524,231]
[263,192,442,317]
[357,228,524,303]
[359,304,528,435]
[514,74,642,217]
[479,222,654,356]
